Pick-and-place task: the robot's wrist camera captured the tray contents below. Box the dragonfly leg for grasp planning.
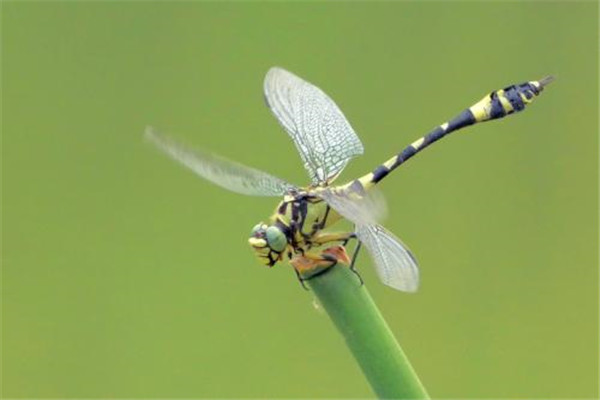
[296,250,340,266]
[308,201,331,237]
[290,247,348,289]
[348,241,364,286]
[293,267,310,291]
[342,232,357,246]
[311,231,354,245]
[308,232,363,285]
[320,206,331,229]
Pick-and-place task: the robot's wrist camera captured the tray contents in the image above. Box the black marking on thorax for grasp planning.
[277,201,289,215]
[280,193,316,237]
[274,219,292,240]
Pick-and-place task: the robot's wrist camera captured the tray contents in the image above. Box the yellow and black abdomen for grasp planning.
[469,77,554,123]
[354,76,553,189]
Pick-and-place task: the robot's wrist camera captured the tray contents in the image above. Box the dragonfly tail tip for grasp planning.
[538,75,555,88]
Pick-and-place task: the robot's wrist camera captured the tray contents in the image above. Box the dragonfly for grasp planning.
[146,67,552,292]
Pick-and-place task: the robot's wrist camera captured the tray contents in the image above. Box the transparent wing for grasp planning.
[317,188,418,292]
[356,225,419,293]
[317,186,387,225]
[264,67,364,185]
[145,127,297,197]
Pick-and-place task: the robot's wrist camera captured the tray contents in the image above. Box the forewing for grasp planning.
[356,225,420,293]
[145,127,297,196]
[264,67,364,185]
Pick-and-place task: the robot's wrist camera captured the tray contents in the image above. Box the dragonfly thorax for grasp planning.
[247,192,344,268]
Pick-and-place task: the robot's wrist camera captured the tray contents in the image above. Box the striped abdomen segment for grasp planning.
[356,76,553,189]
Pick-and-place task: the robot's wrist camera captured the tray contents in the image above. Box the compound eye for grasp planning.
[265,226,287,252]
[250,223,266,237]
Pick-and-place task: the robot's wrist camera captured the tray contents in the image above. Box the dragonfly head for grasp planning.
[248,223,288,267]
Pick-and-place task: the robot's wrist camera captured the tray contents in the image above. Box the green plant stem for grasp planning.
[307,264,429,399]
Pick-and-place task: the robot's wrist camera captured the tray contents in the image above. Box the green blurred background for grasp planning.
[2,2,598,398]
